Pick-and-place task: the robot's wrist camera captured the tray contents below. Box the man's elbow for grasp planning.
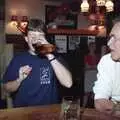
[3,84,10,92]
[65,80,73,88]
[3,83,14,93]
[3,84,9,93]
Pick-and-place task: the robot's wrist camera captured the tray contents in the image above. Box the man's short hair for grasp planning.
[27,19,46,33]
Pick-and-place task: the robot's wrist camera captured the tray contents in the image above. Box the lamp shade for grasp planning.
[96,0,106,6]
[81,0,89,12]
[105,0,114,12]
[11,15,18,26]
[11,15,18,21]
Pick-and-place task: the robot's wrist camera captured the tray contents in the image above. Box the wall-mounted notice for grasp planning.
[55,35,67,53]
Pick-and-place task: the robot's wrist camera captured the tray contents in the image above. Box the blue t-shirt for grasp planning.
[3,52,59,107]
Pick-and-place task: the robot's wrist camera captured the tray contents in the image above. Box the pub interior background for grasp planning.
[0,0,120,108]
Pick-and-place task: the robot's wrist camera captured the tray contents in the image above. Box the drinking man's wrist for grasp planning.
[46,53,55,60]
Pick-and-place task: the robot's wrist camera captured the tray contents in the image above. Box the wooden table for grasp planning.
[0,104,119,120]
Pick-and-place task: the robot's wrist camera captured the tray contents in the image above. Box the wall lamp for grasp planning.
[11,15,18,26]
[10,15,28,33]
[81,0,114,13]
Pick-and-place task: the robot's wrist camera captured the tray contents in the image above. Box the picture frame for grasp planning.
[45,5,77,29]
[55,35,67,53]
[68,36,80,50]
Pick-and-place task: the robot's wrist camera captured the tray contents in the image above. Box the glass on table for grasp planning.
[60,96,80,120]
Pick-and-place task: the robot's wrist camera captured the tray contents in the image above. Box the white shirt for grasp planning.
[93,53,120,102]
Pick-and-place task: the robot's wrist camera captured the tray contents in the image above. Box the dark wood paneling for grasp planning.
[6,34,28,54]
[6,34,25,44]
[47,29,98,35]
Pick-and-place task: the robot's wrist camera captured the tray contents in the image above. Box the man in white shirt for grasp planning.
[93,21,120,116]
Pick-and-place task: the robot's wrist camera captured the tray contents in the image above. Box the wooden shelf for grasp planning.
[6,28,98,44]
[47,29,98,35]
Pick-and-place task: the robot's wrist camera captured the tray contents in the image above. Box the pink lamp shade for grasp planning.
[11,15,18,21]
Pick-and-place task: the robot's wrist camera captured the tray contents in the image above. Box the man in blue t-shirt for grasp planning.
[3,19,72,107]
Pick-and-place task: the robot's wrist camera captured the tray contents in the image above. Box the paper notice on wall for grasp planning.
[88,36,95,45]
[55,35,67,53]
[68,36,80,50]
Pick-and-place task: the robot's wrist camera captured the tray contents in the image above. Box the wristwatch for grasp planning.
[49,57,56,62]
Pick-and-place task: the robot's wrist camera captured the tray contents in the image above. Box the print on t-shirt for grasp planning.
[40,67,51,84]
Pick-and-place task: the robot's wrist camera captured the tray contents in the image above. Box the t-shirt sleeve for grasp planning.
[93,55,112,100]
[2,56,20,84]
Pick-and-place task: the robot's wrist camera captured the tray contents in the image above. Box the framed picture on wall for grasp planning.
[68,36,80,50]
[55,35,67,53]
[45,5,77,29]
[87,36,95,45]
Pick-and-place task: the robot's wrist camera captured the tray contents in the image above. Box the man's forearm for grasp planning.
[95,99,113,114]
[50,59,72,88]
[3,78,22,92]
[95,99,120,117]
[46,54,72,88]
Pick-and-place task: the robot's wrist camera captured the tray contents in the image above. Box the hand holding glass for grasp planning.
[60,96,80,120]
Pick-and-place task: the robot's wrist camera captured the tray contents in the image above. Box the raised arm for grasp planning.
[46,53,72,88]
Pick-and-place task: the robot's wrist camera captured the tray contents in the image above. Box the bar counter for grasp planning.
[0,104,119,120]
